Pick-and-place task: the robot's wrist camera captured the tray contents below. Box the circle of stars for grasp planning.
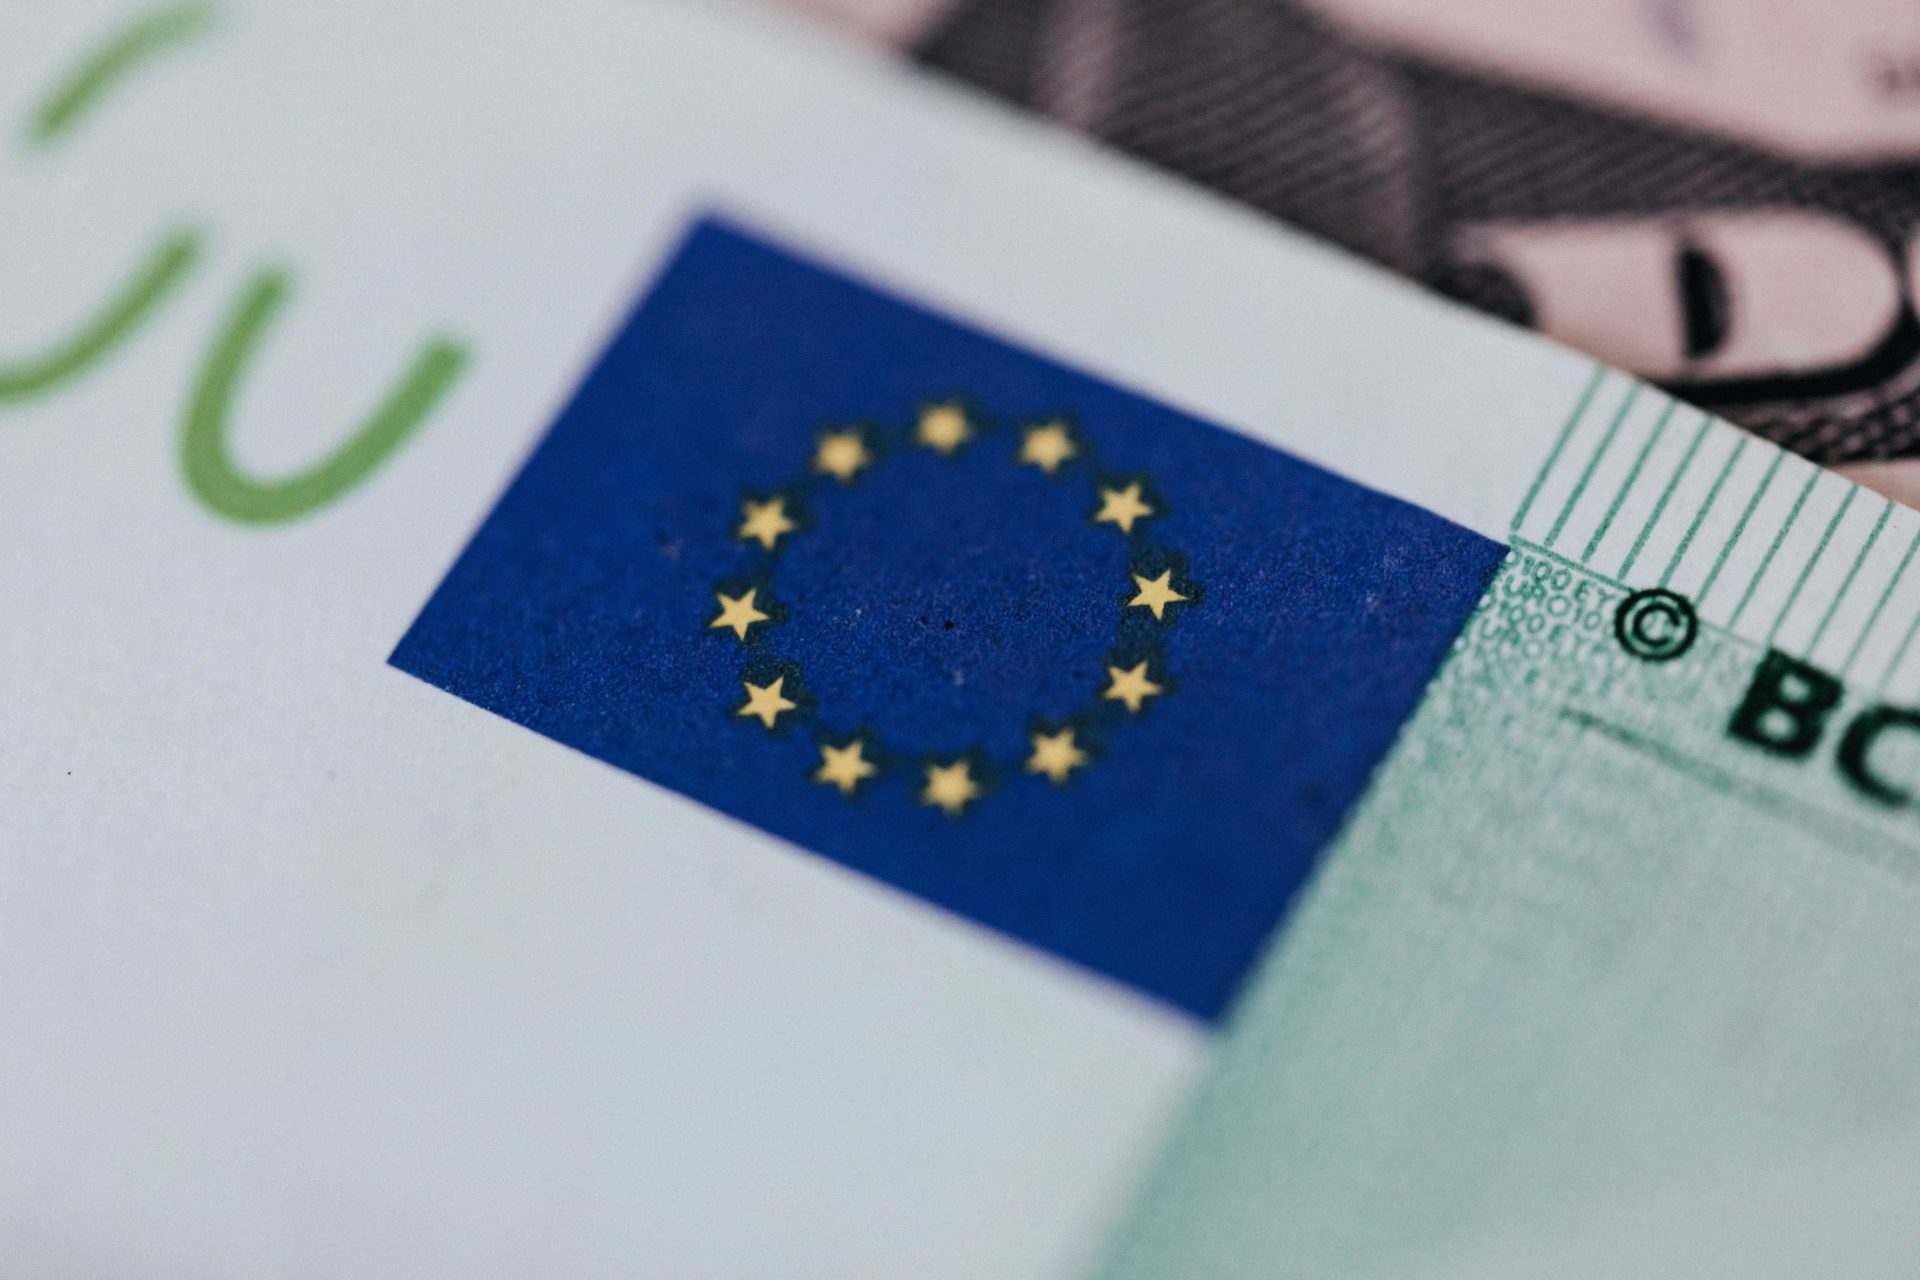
[706,398,1197,817]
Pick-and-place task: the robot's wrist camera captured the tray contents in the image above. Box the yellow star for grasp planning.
[1094,482,1155,534]
[921,758,981,816]
[1026,728,1089,785]
[1018,421,1078,475]
[737,496,797,550]
[1103,661,1163,714]
[916,402,974,455]
[737,675,797,729]
[710,587,772,641]
[1127,569,1190,621]
[815,430,872,483]
[814,738,878,796]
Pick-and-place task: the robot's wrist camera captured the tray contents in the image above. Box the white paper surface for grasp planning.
[0,1,1598,1274]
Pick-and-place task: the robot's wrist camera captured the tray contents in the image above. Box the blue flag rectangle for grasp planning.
[391,217,1504,1020]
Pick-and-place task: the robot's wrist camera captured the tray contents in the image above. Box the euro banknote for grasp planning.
[3,2,1918,1277]
[779,0,1920,509]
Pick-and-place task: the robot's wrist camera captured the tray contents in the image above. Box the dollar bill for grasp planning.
[781,0,1920,506]
[5,1,1920,1276]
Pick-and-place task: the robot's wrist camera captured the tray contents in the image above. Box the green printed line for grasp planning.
[1512,365,1606,537]
[1621,411,1710,582]
[1809,500,1889,658]
[27,2,218,149]
[1695,447,1777,605]
[1767,485,1854,648]
[1844,527,1920,678]
[1583,398,1677,565]
[1545,381,1639,550]
[1661,434,1745,587]
[1727,468,1818,632]
[1561,708,1920,864]
[181,265,470,525]
[1880,581,1920,691]
[0,228,201,401]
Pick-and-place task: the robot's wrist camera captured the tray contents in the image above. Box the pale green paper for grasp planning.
[1096,377,1920,1278]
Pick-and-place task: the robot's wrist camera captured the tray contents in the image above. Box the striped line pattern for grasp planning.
[1515,368,1920,698]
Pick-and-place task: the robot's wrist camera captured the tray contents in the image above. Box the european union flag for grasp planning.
[391,218,1503,1021]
